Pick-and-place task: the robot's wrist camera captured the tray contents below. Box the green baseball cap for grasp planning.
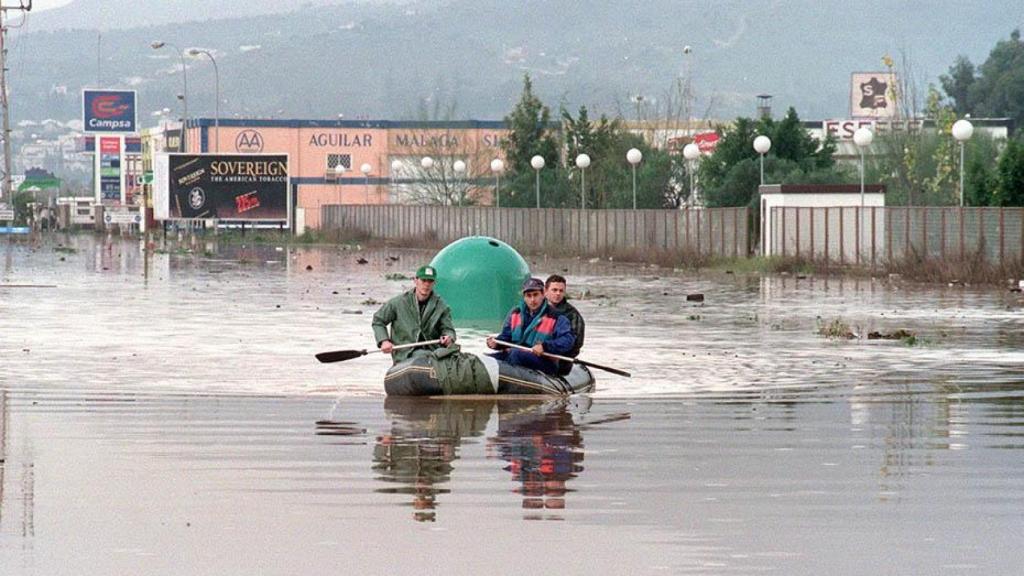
[415,265,437,280]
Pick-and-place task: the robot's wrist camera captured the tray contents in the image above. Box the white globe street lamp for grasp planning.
[360,163,372,204]
[453,160,467,207]
[683,143,701,207]
[952,119,974,207]
[627,148,643,209]
[490,158,505,208]
[531,155,546,208]
[853,127,874,262]
[575,153,591,209]
[753,135,771,186]
[421,156,434,170]
[334,163,346,205]
[390,159,403,203]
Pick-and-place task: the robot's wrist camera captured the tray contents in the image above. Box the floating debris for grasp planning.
[686,293,704,302]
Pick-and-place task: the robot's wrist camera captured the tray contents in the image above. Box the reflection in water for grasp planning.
[372,397,630,522]
[372,398,493,522]
[489,400,584,520]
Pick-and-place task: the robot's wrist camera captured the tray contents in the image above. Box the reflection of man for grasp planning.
[489,400,584,518]
[372,265,456,363]
[372,398,493,522]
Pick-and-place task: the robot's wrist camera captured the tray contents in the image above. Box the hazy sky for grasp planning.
[25,0,71,10]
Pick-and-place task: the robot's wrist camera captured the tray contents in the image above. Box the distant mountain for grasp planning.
[8,0,1023,126]
[25,0,389,31]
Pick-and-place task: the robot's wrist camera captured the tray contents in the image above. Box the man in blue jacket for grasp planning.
[486,277,575,375]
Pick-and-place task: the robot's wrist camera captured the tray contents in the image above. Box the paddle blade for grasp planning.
[576,359,631,378]
[315,349,367,363]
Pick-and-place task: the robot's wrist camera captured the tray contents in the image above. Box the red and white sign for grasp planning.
[823,119,923,141]
[693,132,720,153]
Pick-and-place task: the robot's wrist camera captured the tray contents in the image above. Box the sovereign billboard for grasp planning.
[166,154,289,221]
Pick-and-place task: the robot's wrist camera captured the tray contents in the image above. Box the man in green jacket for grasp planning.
[372,265,456,363]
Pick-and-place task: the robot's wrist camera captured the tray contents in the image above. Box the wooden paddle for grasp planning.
[493,339,631,377]
[316,339,442,363]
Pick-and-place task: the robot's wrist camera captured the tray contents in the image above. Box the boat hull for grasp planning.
[384,354,595,396]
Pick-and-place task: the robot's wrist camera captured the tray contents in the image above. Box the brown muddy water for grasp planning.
[1,234,1023,575]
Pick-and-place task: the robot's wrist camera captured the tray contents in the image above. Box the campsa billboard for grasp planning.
[164,154,289,222]
[83,90,137,133]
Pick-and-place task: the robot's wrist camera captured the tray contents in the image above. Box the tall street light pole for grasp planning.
[952,118,974,207]
[753,135,771,186]
[575,154,590,209]
[626,148,642,209]
[853,127,874,263]
[683,143,700,206]
[453,160,466,207]
[490,159,504,208]
[530,155,545,208]
[360,163,372,204]
[188,48,218,152]
[151,41,188,152]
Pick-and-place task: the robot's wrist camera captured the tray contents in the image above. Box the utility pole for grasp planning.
[0,1,32,205]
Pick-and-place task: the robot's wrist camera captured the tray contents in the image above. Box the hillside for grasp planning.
[7,0,1022,125]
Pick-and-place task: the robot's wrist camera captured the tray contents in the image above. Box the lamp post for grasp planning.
[575,153,591,209]
[390,159,403,203]
[753,135,771,186]
[187,48,219,152]
[683,143,700,206]
[490,158,504,208]
[530,155,545,208]
[952,118,974,207]
[335,164,346,205]
[151,41,188,152]
[360,163,372,204]
[453,159,467,207]
[853,127,874,262]
[626,148,642,209]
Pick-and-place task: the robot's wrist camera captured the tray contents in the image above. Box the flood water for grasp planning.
[1,234,1022,574]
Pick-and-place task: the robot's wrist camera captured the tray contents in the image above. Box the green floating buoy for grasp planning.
[431,236,529,330]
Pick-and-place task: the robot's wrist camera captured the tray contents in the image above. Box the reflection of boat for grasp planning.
[384,354,595,396]
[372,397,619,521]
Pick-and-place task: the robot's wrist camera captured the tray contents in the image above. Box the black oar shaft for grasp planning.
[493,339,630,377]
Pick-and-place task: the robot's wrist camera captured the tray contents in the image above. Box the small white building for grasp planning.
[760,184,886,264]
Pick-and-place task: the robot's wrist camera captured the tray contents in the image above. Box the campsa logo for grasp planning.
[235,130,264,153]
[91,95,130,119]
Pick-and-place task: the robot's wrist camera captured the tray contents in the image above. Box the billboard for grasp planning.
[163,154,289,221]
[96,136,123,204]
[850,72,898,119]
[83,90,138,133]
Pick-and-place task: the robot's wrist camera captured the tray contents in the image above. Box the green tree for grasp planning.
[699,108,844,209]
[501,75,560,206]
[940,29,1024,127]
[939,56,976,116]
[994,138,1024,206]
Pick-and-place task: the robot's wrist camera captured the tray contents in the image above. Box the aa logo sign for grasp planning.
[235,130,264,153]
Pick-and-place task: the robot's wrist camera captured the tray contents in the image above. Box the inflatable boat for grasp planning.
[384,353,595,396]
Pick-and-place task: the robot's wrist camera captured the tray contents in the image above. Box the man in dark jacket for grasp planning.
[544,274,585,359]
[486,277,575,375]
[372,265,456,363]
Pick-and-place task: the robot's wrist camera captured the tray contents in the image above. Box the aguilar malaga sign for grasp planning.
[82,90,137,133]
[167,154,289,221]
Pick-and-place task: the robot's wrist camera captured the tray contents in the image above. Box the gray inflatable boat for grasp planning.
[384,353,595,396]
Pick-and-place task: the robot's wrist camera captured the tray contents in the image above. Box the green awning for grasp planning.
[17,177,62,191]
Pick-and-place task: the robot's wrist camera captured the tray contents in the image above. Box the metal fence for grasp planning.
[770,206,1024,266]
[323,204,750,257]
